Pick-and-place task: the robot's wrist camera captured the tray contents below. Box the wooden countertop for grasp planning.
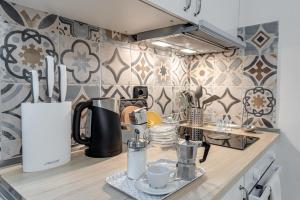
[0,127,279,200]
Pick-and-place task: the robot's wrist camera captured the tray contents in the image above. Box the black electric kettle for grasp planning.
[72,98,122,158]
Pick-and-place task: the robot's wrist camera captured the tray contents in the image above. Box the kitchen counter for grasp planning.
[0,127,279,200]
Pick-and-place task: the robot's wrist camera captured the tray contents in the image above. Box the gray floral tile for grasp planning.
[1,114,22,142]
[242,87,276,117]
[59,35,100,84]
[0,139,21,160]
[189,54,215,86]
[153,86,172,116]
[214,53,251,87]
[243,54,277,87]
[0,82,31,159]
[210,87,243,117]
[101,85,131,99]
[130,48,154,85]
[171,55,189,86]
[242,87,277,128]
[1,82,31,118]
[239,21,278,56]
[153,54,172,86]
[58,17,100,42]
[0,0,58,33]
[0,21,59,83]
[101,43,131,85]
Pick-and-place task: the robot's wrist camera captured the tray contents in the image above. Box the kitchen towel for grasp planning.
[249,166,281,200]
[249,187,271,200]
[265,166,282,200]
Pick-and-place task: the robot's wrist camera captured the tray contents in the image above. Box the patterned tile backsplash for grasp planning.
[0,0,279,163]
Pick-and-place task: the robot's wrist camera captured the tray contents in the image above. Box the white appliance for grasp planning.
[21,102,72,172]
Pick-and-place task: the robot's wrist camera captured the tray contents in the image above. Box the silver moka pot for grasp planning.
[176,134,210,180]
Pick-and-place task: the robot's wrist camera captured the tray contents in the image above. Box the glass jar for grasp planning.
[127,132,147,180]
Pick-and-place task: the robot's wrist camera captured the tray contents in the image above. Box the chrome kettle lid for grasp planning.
[92,98,120,114]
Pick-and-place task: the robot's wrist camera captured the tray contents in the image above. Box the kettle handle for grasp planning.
[199,141,210,163]
[72,100,92,145]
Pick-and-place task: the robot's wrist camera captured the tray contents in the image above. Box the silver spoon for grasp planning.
[195,86,203,108]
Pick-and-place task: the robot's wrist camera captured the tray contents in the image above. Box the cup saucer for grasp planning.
[135,179,177,196]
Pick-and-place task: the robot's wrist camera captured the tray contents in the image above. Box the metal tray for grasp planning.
[105,159,206,200]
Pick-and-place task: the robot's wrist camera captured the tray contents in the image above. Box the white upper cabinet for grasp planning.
[141,0,239,37]
[141,0,192,22]
[197,0,239,37]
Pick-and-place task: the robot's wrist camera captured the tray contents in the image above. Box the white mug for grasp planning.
[146,165,175,188]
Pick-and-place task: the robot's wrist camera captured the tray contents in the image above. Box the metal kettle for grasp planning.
[72,98,122,158]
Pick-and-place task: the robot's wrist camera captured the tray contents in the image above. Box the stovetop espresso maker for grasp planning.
[176,134,210,181]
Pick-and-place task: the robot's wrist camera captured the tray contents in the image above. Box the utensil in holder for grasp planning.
[21,102,72,172]
[187,107,203,127]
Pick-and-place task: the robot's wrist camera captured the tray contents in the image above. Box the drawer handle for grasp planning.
[239,185,249,200]
[194,0,202,16]
[184,0,191,11]
[253,168,261,182]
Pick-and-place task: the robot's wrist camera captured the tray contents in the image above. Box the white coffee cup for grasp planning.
[146,165,171,188]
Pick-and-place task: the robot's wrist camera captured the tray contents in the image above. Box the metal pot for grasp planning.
[176,134,210,164]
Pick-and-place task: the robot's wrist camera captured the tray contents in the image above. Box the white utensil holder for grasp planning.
[21,102,72,172]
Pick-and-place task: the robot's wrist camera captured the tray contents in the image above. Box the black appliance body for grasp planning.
[73,98,122,158]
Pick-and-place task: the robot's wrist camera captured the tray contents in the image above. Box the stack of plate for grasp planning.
[149,124,177,146]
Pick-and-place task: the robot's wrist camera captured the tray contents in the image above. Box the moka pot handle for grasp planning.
[199,141,211,163]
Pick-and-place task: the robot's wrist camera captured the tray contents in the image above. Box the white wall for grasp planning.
[240,0,300,199]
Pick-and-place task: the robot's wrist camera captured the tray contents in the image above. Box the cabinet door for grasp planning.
[141,0,192,22]
[195,0,239,37]
[141,0,239,37]
[221,177,244,200]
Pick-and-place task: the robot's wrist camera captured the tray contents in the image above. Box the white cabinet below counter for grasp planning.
[141,0,240,37]
[221,177,244,200]
[221,144,277,200]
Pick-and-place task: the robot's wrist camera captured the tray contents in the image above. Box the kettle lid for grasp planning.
[92,98,119,114]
